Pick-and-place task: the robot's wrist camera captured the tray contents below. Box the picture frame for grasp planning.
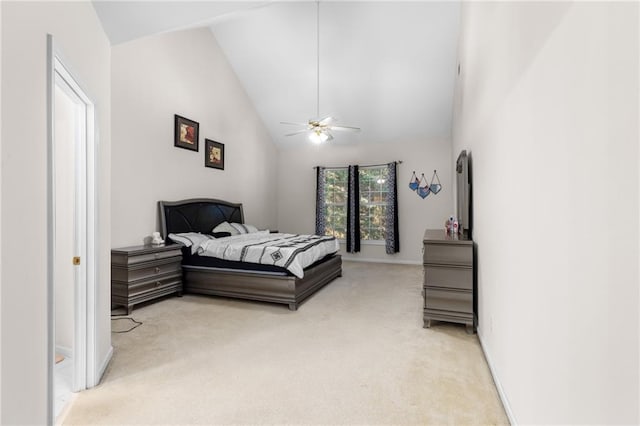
[174,114,199,151]
[205,139,224,170]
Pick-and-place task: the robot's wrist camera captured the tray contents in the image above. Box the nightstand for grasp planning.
[111,244,183,314]
[423,229,475,333]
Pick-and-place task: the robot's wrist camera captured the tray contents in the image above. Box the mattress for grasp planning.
[181,247,336,276]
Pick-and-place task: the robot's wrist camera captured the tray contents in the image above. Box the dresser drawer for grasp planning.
[112,247,182,266]
[423,243,472,266]
[424,265,472,290]
[112,257,182,282]
[424,288,472,314]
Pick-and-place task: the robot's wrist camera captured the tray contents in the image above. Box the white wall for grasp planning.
[111,28,278,247]
[1,1,111,423]
[277,138,452,263]
[452,2,639,423]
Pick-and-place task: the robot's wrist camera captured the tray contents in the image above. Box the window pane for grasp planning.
[358,166,389,241]
[322,169,347,238]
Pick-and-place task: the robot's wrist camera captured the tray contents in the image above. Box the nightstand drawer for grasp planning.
[423,243,472,266]
[112,257,182,282]
[127,273,182,297]
[112,248,182,266]
[424,265,472,290]
[424,288,472,314]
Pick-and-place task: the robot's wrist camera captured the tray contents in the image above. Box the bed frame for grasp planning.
[158,198,342,310]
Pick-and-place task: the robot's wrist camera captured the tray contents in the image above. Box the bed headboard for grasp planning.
[158,198,244,238]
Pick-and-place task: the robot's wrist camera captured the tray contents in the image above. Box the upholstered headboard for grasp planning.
[158,198,244,238]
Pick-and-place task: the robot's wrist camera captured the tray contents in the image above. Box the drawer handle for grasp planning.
[154,253,159,259]
[154,267,160,274]
[155,281,161,287]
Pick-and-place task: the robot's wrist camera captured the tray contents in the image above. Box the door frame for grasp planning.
[46,34,98,423]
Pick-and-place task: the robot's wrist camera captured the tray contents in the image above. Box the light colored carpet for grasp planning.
[63,261,508,425]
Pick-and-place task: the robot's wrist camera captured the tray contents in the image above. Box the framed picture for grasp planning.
[174,114,199,151]
[205,139,224,170]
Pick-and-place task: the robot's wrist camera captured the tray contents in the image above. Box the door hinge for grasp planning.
[73,256,81,265]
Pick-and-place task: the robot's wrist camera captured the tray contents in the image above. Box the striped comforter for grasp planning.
[196,232,339,278]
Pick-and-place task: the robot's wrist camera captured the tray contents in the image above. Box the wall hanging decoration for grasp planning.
[408,171,420,191]
[174,114,199,151]
[204,139,224,170]
[417,173,431,199]
[429,170,442,194]
[410,169,442,199]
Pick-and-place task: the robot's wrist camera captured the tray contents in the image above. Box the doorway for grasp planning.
[47,36,98,422]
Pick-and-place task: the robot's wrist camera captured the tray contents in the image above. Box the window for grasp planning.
[323,168,348,239]
[321,166,389,242]
[358,166,389,241]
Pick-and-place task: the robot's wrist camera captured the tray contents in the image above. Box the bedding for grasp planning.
[193,232,339,279]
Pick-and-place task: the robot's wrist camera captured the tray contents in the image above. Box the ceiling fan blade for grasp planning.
[285,129,309,137]
[330,125,361,132]
[280,121,308,127]
[317,116,335,125]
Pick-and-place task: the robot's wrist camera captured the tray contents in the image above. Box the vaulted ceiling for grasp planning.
[93,1,460,147]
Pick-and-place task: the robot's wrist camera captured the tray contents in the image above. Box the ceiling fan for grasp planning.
[280,0,360,144]
[281,116,360,143]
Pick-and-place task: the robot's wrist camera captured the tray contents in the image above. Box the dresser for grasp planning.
[111,244,183,314]
[423,229,475,333]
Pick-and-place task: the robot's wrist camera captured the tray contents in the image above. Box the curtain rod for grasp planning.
[313,160,402,170]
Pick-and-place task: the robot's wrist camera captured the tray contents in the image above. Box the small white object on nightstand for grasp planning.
[151,231,164,245]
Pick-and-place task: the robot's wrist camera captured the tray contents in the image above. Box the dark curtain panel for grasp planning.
[346,165,360,253]
[315,166,326,235]
[385,162,400,254]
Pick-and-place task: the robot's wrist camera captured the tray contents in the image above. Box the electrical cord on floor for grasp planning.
[111,317,142,333]
[111,310,143,333]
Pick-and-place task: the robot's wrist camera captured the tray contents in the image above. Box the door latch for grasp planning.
[73,256,81,265]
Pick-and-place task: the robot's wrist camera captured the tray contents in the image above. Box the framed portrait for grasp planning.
[174,114,199,151]
[205,139,224,170]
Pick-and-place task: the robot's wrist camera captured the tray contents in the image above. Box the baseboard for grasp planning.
[55,392,78,426]
[55,345,72,359]
[341,256,422,265]
[96,345,113,386]
[477,328,517,425]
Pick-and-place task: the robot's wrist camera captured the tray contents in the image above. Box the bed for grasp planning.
[158,198,342,310]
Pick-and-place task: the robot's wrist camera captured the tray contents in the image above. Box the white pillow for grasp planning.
[212,221,239,235]
[212,222,259,235]
[229,223,259,234]
[167,232,214,254]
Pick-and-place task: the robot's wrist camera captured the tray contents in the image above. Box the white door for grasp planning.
[53,73,87,393]
[48,36,98,423]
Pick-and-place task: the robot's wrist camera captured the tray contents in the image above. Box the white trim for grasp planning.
[340,256,421,266]
[85,103,98,388]
[337,239,392,246]
[54,393,78,426]
[477,329,516,425]
[46,34,55,426]
[97,346,113,384]
[359,240,386,246]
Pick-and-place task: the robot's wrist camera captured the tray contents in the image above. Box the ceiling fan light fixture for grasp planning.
[309,129,329,144]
